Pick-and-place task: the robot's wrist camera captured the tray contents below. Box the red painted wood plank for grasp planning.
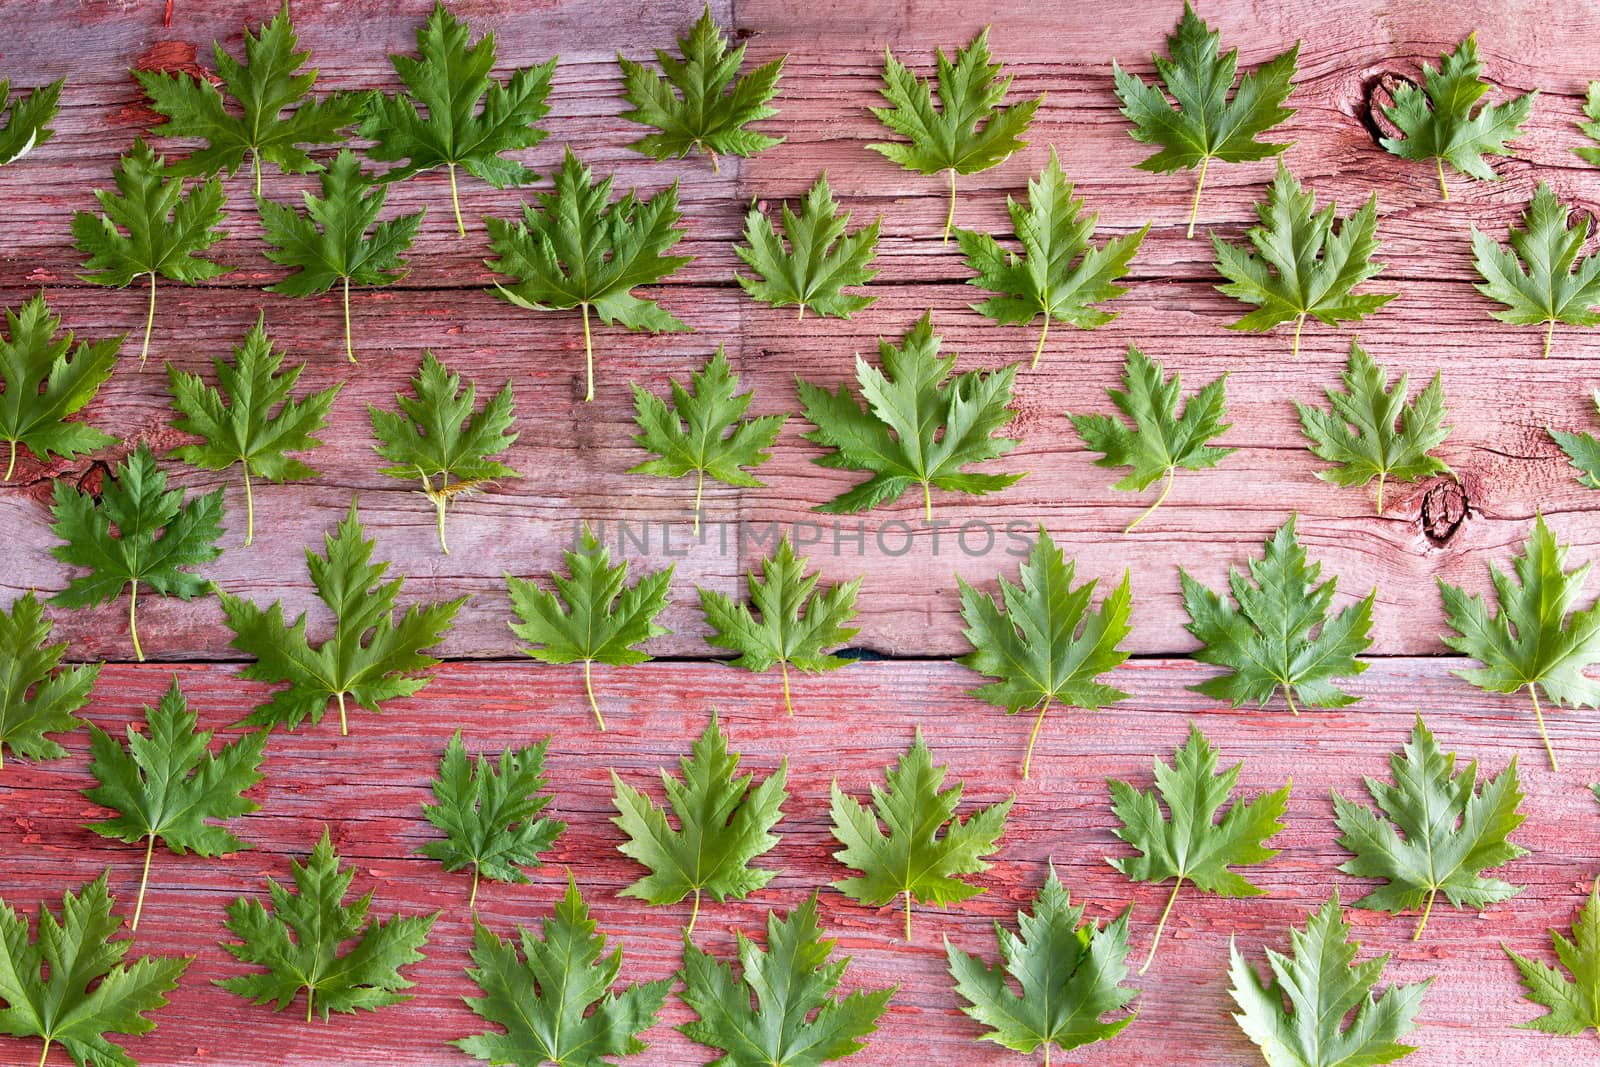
[0,659,1593,1066]
[1,275,1596,663]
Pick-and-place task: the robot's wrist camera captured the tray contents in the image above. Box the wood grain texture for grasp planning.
[1,0,1599,663]
[1,0,1599,1063]
[0,660,1594,1067]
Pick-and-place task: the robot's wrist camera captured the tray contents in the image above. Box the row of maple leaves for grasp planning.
[5,0,1600,1064]
[5,643,1588,1066]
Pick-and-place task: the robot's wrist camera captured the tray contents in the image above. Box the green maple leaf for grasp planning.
[0,291,120,481]
[1549,391,1600,490]
[1114,2,1299,237]
[957,526,1132,781]
[678,893,894,1066]
[0,872,190,1067]
[628,346,787,534]
[1295,339,1453,516]
[49,443,225,663]
[1109,723,1289,973]
[1437,513,1600,772]
[0,591,100,770]
[1379,33,1534,200]
[1068,344,1233,532]
[956,147,1148,368]
[166,315,341,547]
[456,875,671,1067]
[830,727,1014,942]
[218,827,437,1022]
[1333,714,1526,942]
[420,729,565,911]
[612,714,786,935]
[945,863,1137,1059]
[698,535,861,717]
[1211,164,1396,357]
[259,148,424,363]
[217,500,467,736]
[360,0,554,236]
[1470,182,1600,359]
[369,350,518,555]
[1576,83,1600,167]
[869,28,1042,242]
[134,4,368,196]
[83,676,266,931]
[506,526,672,732]
[619,4,784,171]
[485,149,692,403]
[1505,879,1600,1037]
[735,173,879,321]
[1229,891,1430,1067]
[797,310,1024,520]
[0,75,64,166]
[70,137,230,367]
[1180,514,1374,715]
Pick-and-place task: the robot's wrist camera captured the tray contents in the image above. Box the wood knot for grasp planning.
[735,25,760,40]
[1420,478,1467,544]
[1357,71,1415,148]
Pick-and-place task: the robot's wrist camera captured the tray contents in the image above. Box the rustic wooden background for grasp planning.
[2,0,1599,1063]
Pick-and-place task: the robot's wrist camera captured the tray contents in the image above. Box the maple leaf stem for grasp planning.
[922,481,932,522]
[1284,687,1298,717]
[1436,156,1448,201]
[128,580,144,662]
[1544,318,1554,360]
[139,271,157,368]
[693,469,704,536]
[1186,156,1209,239]
[581,303,595,403]
[1530,684,1558,771]
[688,887,701,934]
[132,833,155,931]
[242,465,255,547]
[942,168,957,244]
[306,987,314,1024]
[781,659,793,716]
[1141,876,1183,974]
[469,867,480,911]
[337,690,348,737]
[252,147,261,199]
[343,275,355,364]
[585,659,606,731]
[1022,695,1052,780]
[435,495,449,555]
[797,302,805,323]
[448,162,465,237]
[37,1038,49,1067]
[904,889,913,942]
[1413,885,1437,941]
[1291,312,1305,359]
[1126,468,1174,533]
[5,439,15,481]
[1031,317,1050,370]
[1376,471,1385,517]
[707,146,721,175]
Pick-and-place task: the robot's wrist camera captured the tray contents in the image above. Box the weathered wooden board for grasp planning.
[2,0,1600,1064]
[1,275,1595,662]
[4,1,1600,662]
[0,659,1595,1067]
